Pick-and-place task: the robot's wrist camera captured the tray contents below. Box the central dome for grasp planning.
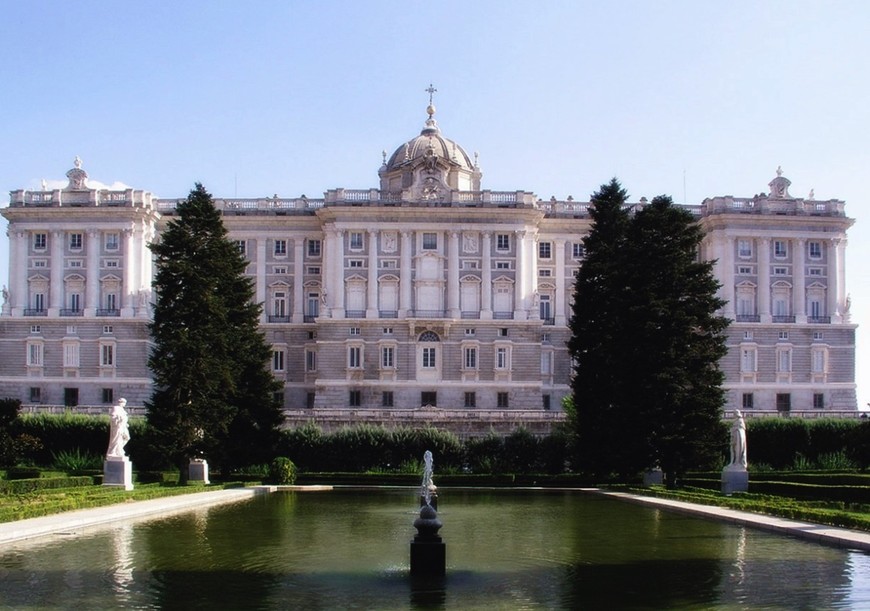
[384,106,475,172]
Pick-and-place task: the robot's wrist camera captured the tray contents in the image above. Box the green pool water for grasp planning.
[1,488,868,609]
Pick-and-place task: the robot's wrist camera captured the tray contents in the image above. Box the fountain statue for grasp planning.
[410,450,445,576]
[721,409,749,495]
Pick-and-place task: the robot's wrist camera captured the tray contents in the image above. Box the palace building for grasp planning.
[0,103,857,416]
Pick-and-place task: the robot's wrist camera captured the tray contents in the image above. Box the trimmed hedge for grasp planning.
[0,476,95,494]
[747,418,865,469]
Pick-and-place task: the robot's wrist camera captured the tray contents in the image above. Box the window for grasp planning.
[774,240,787,258]
[103,325,114,334]
[809,300,823,319]
[422,347,436,368]
[29,387,42,403]
[464,328,475,336]
[103,259,119,268]
[349,232,364,250]
[462,261,479,270]
[105,233,120,251]
[381,346,395,368]
[464,392,476,408]
[349,390,362,407]
[776,348,791,373]
[809,267,823,276]
[738,240,752,258]
[27,343,43,367]
[737,266,752,275]
[382,391,394,407]
[67,259,83,268]
[813,331,824,341]
[497,392,509,408]
[66,326,77,335]
[32,259,47,268]
[422,233,437,250]
[773,267,788,275]
[572,243,585,258]
[271,266,287,275]
[102,388,114,404]
[496,234,510,251]
[499,328,508,337]
[272,292,287,318]
[742,393,754,409]
[813,393,825,409]
[69,233,82,250]
[542,332,551,343]
[234,240,246,255]
[808,241,822,259]
[383,327,393,335]
[776,393,791,412]
[349,259,364,268]
[33,233,47,250]
[272,350,285,372]
[32,293,45,312]
[495,261,511,269]
[307,330,316,340]
[105,293,117,311]
[421,391,437,407]
[743,331,753,340]
[538,242,552,259]
[778,330,789,340]
[348,346,362,368]
[274,240,287,256]
[30,325,41,334]
[349,327,361,335]
[381,260,397,269]
[305,350,317,372]
[740,347,757,373]
[306,392,316,409]
[539,269,552,277]
[812,349,827,373]
[67,292,81,312]
[543,395,551,410]
[307,266,320,274]
[464,347,477,369]
[308,239,322,257]
[496,347,509,369]
[64,388,79,408]
[100,344,115,367]
[63,342,80,368]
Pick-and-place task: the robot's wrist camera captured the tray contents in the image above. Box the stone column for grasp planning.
[758,238,771,323]
[332,230,345,318]
[513,230,526,320]
[400,231,413,316]
[794,238,806,322]
[367,230,378,317]
[13,230,28,315]
[481,231,492,319]
[49,230,64,316]
[121,229,135,316]
[837,237,847,321]
[85,229,101,315]
[828,237,841,322]
[447,231,460,318]
[554,238,566,326]
[293,238,304,323]
[721,236,735,319]
[256,238,267,324]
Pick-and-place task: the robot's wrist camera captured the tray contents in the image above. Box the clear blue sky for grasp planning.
[2,1,868,407]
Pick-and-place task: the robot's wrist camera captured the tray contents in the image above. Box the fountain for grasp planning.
[410,450,445,577]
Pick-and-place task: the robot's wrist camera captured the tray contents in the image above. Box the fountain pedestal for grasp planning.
[411,503,445,576]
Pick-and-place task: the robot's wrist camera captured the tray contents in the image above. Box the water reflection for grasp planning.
[0,489,868,610]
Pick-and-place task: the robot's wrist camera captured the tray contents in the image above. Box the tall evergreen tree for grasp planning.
[567,178,640,477]
[147,184,282,478]
[622,195,729,487]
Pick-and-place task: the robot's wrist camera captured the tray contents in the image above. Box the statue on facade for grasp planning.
[1,285,8,305]
[106,398,131,459]
[729,409,747,469]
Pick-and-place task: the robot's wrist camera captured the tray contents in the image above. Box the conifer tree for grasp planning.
[147,184,282,478]
[622,195,729,486]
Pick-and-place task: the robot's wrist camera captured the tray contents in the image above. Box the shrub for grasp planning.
[51,448,103,472]
[269,457,297,484]
[465,433,505,473]
[502,428,540,473]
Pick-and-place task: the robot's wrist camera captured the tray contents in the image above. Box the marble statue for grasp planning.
[729,409,747,469]
[106,398,131,458]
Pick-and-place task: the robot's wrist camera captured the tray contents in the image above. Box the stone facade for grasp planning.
[0,109,857,414]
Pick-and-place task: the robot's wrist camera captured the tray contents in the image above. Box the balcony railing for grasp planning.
[379,310,398,318]
[542,318,555,326]
[493,312,514,320]
[409,310,447,318]
[60,309,83,317]
[461,311,481,319]
[772,315,796,323]
[96,309,120,317]
[735,315,760,323]
[303,315,317,323]
[808,316,832,324]
[268,315,291,323]
[24,309,47,316]
[345,310,367,319]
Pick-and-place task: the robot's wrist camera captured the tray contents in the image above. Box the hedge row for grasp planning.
[0,476,95,495]
[747,417,868,468]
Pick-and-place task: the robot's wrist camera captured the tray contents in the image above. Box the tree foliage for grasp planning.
[568,180,730,485]
[147,184,282,477]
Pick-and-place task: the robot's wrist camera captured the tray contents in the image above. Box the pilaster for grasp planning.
[794,238,806,322]
[85,229,100,315]
[481,231,492,319]
[293,238,304,323]
[367,230,378,317]
[758,238,771,323]
[400,231,413,316]
[554,238,566,326]
[447,231,460,317]
[49,230,64,316]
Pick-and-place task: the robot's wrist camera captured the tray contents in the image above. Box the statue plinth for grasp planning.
[189,459,210,484]
[103,456,134,491]
[721,464,748,495]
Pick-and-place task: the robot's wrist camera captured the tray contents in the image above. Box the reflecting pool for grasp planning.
[1,488,869,609]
